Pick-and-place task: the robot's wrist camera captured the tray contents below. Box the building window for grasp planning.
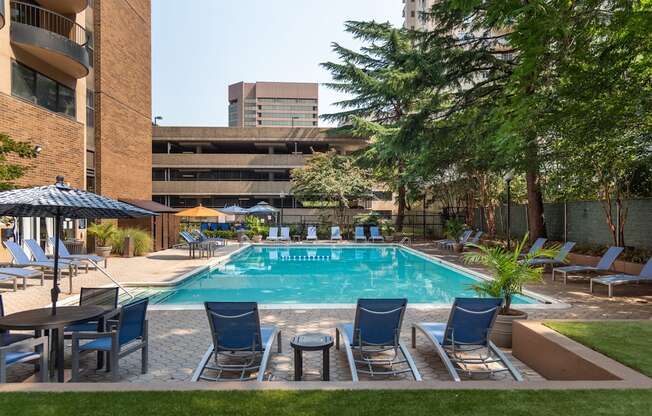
[86,89,95,127]
[257,98,318,104]
[258,112,316,119]
[11,61,76,118]
[259,120,317,127]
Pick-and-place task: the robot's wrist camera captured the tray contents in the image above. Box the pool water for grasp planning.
[149,245,538,306]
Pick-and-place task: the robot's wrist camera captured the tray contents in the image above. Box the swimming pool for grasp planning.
[146,245,540,306]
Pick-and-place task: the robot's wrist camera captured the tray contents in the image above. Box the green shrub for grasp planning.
[110,227,152,256]
[88,223,116,247]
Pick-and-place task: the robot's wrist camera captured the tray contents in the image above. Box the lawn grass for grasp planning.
[1,390,652,416]
[545,321,652,378]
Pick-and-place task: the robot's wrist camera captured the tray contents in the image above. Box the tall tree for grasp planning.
[0,133,37,190]
[321,21,424,230]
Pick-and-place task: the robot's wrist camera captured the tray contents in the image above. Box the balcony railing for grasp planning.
[10,1,87,46]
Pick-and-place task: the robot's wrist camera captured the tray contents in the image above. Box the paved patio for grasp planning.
[2,241,652,384]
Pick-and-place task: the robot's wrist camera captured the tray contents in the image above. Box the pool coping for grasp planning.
[62,243,568,310]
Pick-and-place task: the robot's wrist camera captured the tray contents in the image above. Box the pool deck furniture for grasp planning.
[179,231,210,259]
[72,298,149,382]
[192,302,281,382]
[464,231,483,248]
[412,297,523,382]
[192,230,226,247]
[0,267,43,291]
[552,246,624,284]
[306,226,318,241]
[0,295,34,347]
[355,226,367,242]
[48,237,107,269]
[279,227,291,242]
[290,333,334,381]
[331,226,342,242]
[519,238,547,259]
[267,227,279,241]
[369,226,384,242]
[4,241,77,293]
[336,298,421,382]
[526,241,575,268]
[0,305,107,382]
[590,257,652,297]
[0,333,48,383]
[438,230,473,250]
[25,239,86,274]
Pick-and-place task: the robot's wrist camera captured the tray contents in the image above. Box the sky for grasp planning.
[151,0,403,127]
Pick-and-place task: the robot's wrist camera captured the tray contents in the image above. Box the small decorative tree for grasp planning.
[0,132,37,190]
[463,235,557,315]
[291,151,373,228]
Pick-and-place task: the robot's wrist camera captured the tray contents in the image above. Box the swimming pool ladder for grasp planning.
[88,259,134,299]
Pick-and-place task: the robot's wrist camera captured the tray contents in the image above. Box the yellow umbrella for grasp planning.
[174,205,224,217]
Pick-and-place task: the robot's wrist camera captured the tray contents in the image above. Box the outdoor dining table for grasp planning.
[0,305,108,382]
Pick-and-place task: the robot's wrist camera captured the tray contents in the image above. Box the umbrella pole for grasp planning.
[51,212,61,315]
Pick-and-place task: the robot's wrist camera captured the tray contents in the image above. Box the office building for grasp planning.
[228,81,318,128]
[403,0,436,31]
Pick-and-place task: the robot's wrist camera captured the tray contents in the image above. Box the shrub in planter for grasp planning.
[463,234,558,347]
[88,223,116,257]
[110,228,152,256]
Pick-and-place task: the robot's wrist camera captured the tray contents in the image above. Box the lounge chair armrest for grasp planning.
[0,335,47,352]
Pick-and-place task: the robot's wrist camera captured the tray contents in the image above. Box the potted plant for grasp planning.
[443,219,466,252]
[88,222,116,258]
[463,234,556,347]
[244,215,264,242]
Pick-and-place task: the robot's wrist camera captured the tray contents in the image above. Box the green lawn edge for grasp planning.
[2,390,652,416]
[544,321,652,378]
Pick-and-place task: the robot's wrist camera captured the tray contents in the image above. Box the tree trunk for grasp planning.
[396,184,407,232]
[525,169,546,242]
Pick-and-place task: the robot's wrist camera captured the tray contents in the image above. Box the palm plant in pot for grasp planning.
[88,222,116,258]
[463,234,557,348]
[443,218,466,252]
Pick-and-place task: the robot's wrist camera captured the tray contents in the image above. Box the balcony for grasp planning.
[35,0,88,14]
[152,153,308,169]
[153,181,292,196]
[10,1,90,78]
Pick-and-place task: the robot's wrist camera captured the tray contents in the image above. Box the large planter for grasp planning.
[252,235,263,243]
[491,310,528,348]
[95,246,112,258]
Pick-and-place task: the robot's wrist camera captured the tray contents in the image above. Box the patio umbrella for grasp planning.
[220,205,249,215]
[174,205,224,217]
[0,176,156,314]
[247,201,279,214]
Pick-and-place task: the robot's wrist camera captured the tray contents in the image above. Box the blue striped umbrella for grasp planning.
[0,176,156,313]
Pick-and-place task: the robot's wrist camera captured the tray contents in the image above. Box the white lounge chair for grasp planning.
[354,226,366,242]
[553,246,624,284]
[305,226,318,241]
[331,226,342,242]
[591,257,652,297]
[279,227,290,242]
[369,226,384,242]
[267,227,279,241]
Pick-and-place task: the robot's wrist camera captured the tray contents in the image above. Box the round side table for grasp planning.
[290,333,334,381]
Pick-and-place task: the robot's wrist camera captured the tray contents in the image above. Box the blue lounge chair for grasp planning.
[369,226,384,242]
[267,227,279,241]
[25,239,85,273]
[590,257,652,297]
[354,226,366,242]
[438,230,473,250]
[279,227,290,242]
[179,231,210,258]
[192,302,281,382]
[0,267,43,291]
[412,297,523,382]
[518,238,547,259]
[331,226,342,241]
[4,241,77,293]
[466,231,483,247]
[305,226,317,241]
[48,237,107,268]
[335,298,421,382]
[527,241,575,268]
[72,298,149,382]
[553,246,624,284]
